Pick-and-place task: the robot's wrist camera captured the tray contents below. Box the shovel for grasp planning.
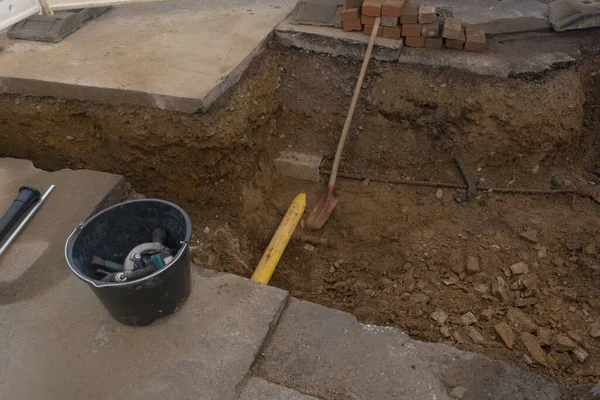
[308,17,381,230]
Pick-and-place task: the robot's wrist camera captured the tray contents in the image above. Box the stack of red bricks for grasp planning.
[340,0,485,52]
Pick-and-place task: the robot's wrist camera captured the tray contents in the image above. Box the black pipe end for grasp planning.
[19,186,41,200]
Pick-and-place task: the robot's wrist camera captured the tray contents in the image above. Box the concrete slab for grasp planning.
[0,158,126,296]
[415,0,550,35]
[255,298,566,400]
[0,264,289,399]
[274,17,403,61]
[240,378,321,400]
[0,0,296,112]
[397,31,586,78]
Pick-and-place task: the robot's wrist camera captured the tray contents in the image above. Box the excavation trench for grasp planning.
[1,49,600,387]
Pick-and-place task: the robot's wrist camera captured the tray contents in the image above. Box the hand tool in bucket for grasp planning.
[308,17,381,230]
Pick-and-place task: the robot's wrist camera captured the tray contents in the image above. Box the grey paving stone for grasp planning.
[240,378,321,400]
[255,298,565,400]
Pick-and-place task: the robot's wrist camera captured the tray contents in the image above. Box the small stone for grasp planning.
[361,178,370,187]
[333,281,349,293]
[572,347,589,362]
[481,309,495,321]
[521,332,548,367]
[466,326,485,344]
[491,277,513,305]
[461,312,478,326]
[585,243,597,255]
[523,354,534,365]
[192,257,201,265]
[410,293,431,304]
[568,331,583,344]
[554,334,577,352]
[430,309,449,325]
[452,330,469,344]
[552,257,564,267]
[423,229,436,239]
[514,297,539,307]
[509,262,529,276]
[538,327,552,346]
[443,273,460,286]
[466,256,480,275]
[203,226,210,234]
[329,266,336,273]
[65,135,75,141]
[522,273,538,288]
[304,244,315,251]
[206,254,215,267]
[507,307,537,333]
[494,322,515,349]
[563,288,578,302]
[519,230,538,243]
[449,386,468,399]
[440,326,451,338]
[538,247,547,259]
[436,189,443,199]
[589,322,600,338]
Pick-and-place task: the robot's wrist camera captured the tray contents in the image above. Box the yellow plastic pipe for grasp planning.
[251,193,306,285]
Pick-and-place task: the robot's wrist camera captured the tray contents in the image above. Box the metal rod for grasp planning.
[0,185,55,257]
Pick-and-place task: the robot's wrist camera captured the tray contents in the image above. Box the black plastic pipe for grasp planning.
[0,186,40,242]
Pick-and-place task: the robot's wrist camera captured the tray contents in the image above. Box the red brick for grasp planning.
[401,23,421,37]
[364,24,383,36]
[424,37,443,49]
[382,26,401,39]
[345,0,363,8]
[400,3,418,24]
[445,29,465,50]
[421,22,439,37]
[361,14,376,25]
[442,17,461,39]
[382,0,406,17]
[465,27,486,52]
[341,8,361,22]
[418,5,436,24]
[343,20,363,32]
[362,0,384,16]
[405,36,425,47]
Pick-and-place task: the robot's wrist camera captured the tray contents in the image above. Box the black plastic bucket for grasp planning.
[65,199,192,326]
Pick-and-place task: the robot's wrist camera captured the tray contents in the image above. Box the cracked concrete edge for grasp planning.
[238,377,322,400]
[0,76,203,112]
[272,20,403,62]
[233,282,291,399]
[200,32,272,113]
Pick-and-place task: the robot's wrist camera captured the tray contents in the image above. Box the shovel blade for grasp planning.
[307,192,339,230]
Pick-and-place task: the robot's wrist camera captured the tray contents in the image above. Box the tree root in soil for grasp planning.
[321,170,598,201]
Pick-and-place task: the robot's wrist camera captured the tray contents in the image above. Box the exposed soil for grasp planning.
[1,48,600,389]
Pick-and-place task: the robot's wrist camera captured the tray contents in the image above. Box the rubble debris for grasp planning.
[521,332,549,367]
[509,262,529,276]
[506,307,537,333]
[466,256,480,275]
[519,230,538,244]
[430,309,448,325]
[461,312,478,326]
[554,334,577,352]
[494,322,515,349]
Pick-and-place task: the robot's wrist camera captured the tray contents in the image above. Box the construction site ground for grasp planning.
[1,0,600,398]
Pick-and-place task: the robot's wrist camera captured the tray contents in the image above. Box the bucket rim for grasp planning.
[64,198,192,288]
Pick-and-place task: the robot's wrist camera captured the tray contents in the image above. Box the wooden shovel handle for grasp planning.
[328,17,381,189]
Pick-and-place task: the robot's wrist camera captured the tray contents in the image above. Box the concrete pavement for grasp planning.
[0,0,296,112]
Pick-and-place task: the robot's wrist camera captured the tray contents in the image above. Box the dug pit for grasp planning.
[1,48,600,388]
